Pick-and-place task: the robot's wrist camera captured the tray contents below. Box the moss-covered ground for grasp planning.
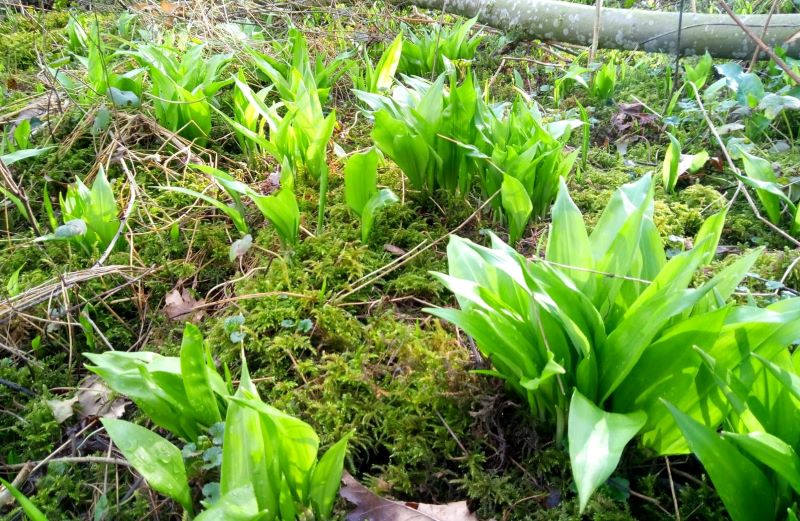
[0,3,798,520]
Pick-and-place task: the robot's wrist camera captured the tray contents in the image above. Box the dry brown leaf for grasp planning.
[164,287,205,322]
[76,376,127,420]
[384,244,407,256]
[46,377,127,423]
[340,472,478,521]
[46,397,78,423]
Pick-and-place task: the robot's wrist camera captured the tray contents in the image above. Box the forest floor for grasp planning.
[0,2,799,520]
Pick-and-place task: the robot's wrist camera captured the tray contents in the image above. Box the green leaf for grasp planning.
[344,148,379,216]
[195,484,266,521]
[666,402,775,521]
[724,431,800,496]
[251,188,299,247]
[740,152,786,225]
[568,391,646,513]
[361,188,398,242]
[101,418,193,514]
[0,477,49,521]
[501,173,533,244]
[220,359,278,514]
[309,431,353,519]
[1,147,55,166]
[374,33,403,92]
[662,132,681,193]
[160,186,249,235]
[180,323,222,427]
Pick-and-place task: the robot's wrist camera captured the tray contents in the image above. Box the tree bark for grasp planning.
[398,0,800,58]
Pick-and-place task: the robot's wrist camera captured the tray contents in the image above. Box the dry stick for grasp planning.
[589,0,602,64]
[690,83,800,247]
[747,0,781,73]
[0,462,33,508]
[1,456,131,471]
[666,457,681,521]
[717,0,800,85]
[331,191,500,303]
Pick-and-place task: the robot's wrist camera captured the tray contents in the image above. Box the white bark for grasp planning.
[398,0,800,58]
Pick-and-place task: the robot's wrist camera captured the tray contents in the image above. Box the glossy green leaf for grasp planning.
[568,391,646,512]
[361,188,398,242]
[180,323,221,427]
[724,431,800,496]
[667,402,775,521]
[501,173,533,244]
[662,132,681,193]
[309,431,353,519]
[101,418,193,514]
[344,148,379,216]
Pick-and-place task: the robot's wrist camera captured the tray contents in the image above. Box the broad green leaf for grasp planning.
[753,352,800,403]
[666,402,775,521]
[344,148,379,216]
[724,431,800,496]
[741,152,783,224]
[101,418,193,514]
[251,188,299,247]
[0,477,49,521]
[662,132,681,193]
[309,431,353,519]
[221,360,278,516]
[547,178,593,291]
[374,33,403,92]
[195,484,266,521]
[228,394,320,503]
[160,186,249,234]
[0,147,55,166]
[180,323,222,427]
[501,173,533,244]
[361,188,398,242]
[568,391,646,513]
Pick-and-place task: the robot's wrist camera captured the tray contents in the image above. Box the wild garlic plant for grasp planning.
[398,16,482,77]
[130,41,232,145]
[35,167,122,254]
[343,148,399,242]
[428,173,800,512]
[359,70,580,242]
[88,323,352,519]
[669,347,800,521]
[161,164,299,247]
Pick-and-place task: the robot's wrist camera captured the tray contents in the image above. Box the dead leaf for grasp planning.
[46,377,127,424]
[340,472,479,521]
[164,287,205,322]
[47,397,78,423]
[75,376,127,420]
[384,244,406,256]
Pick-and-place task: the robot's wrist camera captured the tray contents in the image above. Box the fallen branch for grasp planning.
[393,0,800,58]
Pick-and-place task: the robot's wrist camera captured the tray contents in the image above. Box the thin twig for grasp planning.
[1,456,131,471]
[717,0,800,84]
[690,82,800,247]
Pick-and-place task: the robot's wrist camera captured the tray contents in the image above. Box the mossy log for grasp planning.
[397,0,800,58]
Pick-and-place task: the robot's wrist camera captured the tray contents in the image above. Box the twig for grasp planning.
[589,0,602,64]
[1,456,130,471]
[747,0,780,73]
[690,83,800,247]
[666,457,681,521]
[0,462,33,508]
[331,191,499,303]
[717,0,800,85]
